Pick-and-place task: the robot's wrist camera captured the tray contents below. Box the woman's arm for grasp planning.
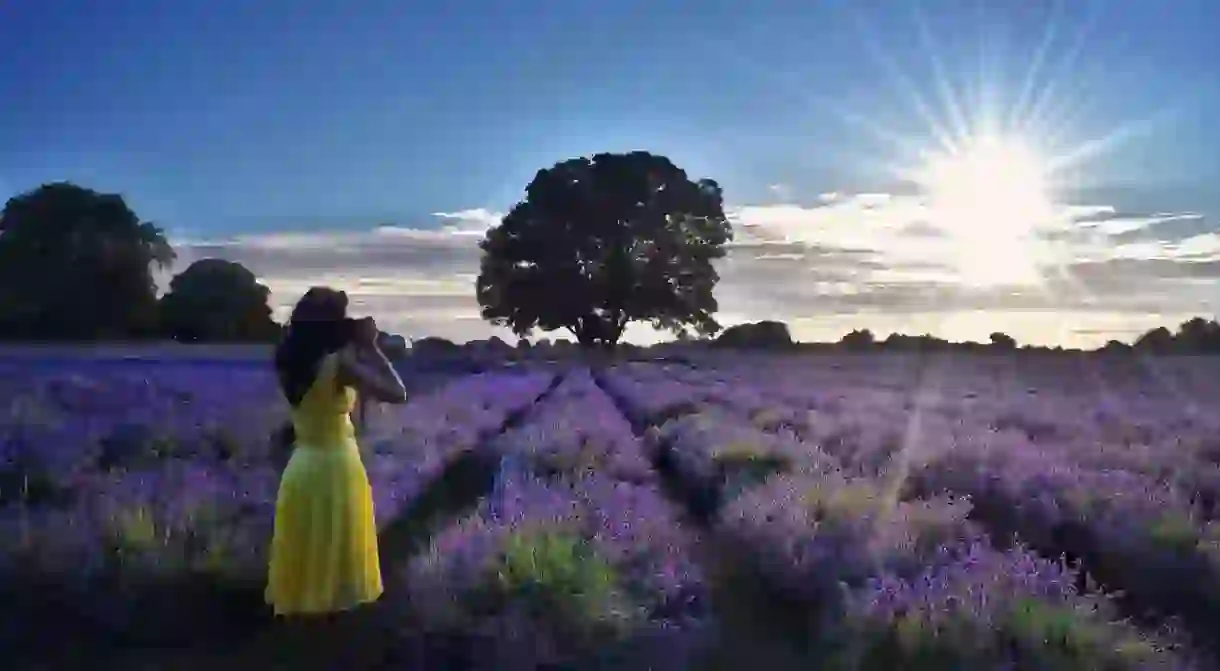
[352,394,370,436]
[337,343,409,404]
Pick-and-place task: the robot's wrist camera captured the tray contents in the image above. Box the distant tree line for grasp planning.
[4,173,1218,356]
[704,319,1220,355]
[0,182,280,343]
[1,150,736,348]
[1125,317,1220,354]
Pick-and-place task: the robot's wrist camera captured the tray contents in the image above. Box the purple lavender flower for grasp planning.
[490,369,655,484]
[401,474,712,667]
[834,543,1196,669]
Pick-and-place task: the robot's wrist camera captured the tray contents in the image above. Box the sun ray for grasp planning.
[1009,0,1066,129]
[1039,93,1103,158]
[911,0,973,147]
[1021,3,1106,135]
[1048,109,1179,175]
[971,1,1007,135]
[850,7,962,156]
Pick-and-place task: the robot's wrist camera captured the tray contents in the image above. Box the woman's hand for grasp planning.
[336,320,409,404]
[352,317,379,348]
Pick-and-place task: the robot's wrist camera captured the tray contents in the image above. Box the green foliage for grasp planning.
[714,448,791,501]
[158,258,281,343]
[539,438,605,478]
[1003,598,1160,669]
[750,407,798,432]
[107,506,163,559]
[492,530,636,638]
[476,151,732,347]
[103,502,250,580]
[845,611,982,670]
[1148,512,1200,553]
[802,481,887,519]
[836,598,1161,670]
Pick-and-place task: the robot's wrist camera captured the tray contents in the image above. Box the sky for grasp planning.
[2,0,1219,347]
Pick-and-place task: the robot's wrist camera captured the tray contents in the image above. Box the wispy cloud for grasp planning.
[430,208,502,235]
[163,191,1217,347]
[766,183,791,200]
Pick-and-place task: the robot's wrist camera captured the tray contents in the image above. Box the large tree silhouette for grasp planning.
[476,151,732,347]
[0,182,175,340]
[159,258,281,342]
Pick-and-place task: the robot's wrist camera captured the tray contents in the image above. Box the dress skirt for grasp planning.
[265,440,383,615]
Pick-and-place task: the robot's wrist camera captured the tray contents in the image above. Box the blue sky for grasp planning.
[3,1,1219,345]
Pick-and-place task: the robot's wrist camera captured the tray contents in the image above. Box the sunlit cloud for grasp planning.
[766,183,790,200]
[430,208,502,235]
[159,185,1218,349]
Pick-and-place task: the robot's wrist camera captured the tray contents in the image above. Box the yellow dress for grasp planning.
[265,352,383,615]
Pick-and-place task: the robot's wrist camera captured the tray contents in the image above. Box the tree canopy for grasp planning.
[0,181,278,344]
[1130,318,1220,354]
[714,321,794,349]
[989,332,1017,349]
[159,258,281,343]
[475,151,733,347]
[840,329,875,351]
[0,182,175,340]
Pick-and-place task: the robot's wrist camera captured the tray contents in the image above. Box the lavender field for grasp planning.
[5,351,1220,669]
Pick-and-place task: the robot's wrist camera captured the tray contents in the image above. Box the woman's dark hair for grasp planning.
[274,287,354,406]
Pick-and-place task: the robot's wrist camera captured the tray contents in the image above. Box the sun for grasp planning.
[912,134,1058,286]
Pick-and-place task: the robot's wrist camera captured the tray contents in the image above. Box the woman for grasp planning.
[266,287,408,617]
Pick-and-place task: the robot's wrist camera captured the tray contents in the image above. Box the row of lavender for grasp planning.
[598,361,1203,668]
[392,367,715,669]
[668,353,1220,475]
[630,356,1220,649]
[0,362,556,649]
[360,370,557,525]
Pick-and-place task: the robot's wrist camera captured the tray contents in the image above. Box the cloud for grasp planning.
[713,192,1218,340]
[430,208,502,235]
[164,214,492,343]
[1075,210,1209,240]
[162,191,1219,348]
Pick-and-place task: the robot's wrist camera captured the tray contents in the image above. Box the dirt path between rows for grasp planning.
[589,368,814,670]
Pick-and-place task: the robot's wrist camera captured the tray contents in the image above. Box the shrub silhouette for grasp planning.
[159,258,281,343]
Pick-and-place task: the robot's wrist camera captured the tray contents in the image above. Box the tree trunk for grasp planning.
[571,318,597,349]
[598,311,626,347]
[608,320,626,346]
